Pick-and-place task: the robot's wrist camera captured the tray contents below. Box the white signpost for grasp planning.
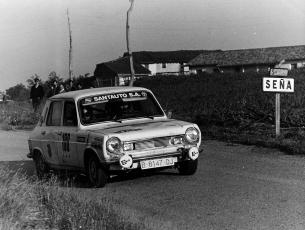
[262,68,294,137]
[262,77,294,93]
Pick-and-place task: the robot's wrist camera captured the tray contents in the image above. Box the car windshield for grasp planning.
[79,91,164,125]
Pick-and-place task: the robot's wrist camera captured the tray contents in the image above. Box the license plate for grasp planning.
[140,157,177,170]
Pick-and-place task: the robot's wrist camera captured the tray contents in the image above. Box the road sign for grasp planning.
[270,68,288,77]
[265,67,293,137]
[262,77,294,93]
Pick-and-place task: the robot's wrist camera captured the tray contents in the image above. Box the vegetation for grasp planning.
[0,166,171,230]
[5,84,30,102]
[135,69,305,154]
[0,101,39,130]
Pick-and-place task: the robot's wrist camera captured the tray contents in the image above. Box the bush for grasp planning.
[135,69,305,126]
[135,69,305,154]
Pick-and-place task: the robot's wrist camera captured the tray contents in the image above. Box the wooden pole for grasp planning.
[126,0,135,86]
[67,9,73,87]
[275,93,280,137]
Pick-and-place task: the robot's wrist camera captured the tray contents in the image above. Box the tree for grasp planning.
[44,71,63,88]
[6,84,30,101]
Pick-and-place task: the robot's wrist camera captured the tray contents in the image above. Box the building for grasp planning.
[188,45,305,74]
[94,56,151,86]
[124,50,218,76]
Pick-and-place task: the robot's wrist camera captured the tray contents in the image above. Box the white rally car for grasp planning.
[28,87,201,187]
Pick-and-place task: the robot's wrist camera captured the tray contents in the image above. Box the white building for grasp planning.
[124,50,217,76]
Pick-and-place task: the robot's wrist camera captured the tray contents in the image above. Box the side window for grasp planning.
[46,101,63,126]
[63,101,78,126]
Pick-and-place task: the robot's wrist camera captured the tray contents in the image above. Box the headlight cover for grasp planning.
[185,127,199,143]
[106,137,122,155]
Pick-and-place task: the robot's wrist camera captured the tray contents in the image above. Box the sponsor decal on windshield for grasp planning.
[82,91,147,105]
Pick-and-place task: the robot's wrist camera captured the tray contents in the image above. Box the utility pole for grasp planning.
[67,9,73,87]
[126,0,135,86]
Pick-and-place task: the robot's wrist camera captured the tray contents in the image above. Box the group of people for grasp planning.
[30,77,83,112]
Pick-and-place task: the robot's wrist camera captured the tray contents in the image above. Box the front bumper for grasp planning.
[108,146,200,171]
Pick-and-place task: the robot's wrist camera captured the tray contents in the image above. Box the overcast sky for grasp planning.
[0,0,305,91]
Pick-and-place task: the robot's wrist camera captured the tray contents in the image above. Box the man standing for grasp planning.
[47,80,60,98]
[30,77,44,112]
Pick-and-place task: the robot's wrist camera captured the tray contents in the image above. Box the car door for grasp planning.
[56,100,82,167]
[43,100,63,166]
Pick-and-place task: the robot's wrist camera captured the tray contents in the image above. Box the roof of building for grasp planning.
[188,45,305,67]
[95,56,150,75]
[124,50,219,64]
[50,86,150,101]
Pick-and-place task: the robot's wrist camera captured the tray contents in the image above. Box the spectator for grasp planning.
[47,80,60,98]
[65,82,71,92]
[30,77,44,112]
[71,82,82,91]
[59,84,66,94]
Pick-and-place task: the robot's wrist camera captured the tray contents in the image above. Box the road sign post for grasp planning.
[275,93,280,137]
[263,68,294,138]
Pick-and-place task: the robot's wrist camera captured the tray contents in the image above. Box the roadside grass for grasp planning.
[0,166,175,230]
[0,101,38,130]
[200,124,305,155]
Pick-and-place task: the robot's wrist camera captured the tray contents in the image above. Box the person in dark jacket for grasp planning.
[30,77,44,112]
[47,80,60,98]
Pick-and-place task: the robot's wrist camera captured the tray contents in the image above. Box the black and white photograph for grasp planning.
[0,0,305,229]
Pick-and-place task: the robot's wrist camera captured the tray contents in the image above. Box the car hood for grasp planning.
[88,119,196,141]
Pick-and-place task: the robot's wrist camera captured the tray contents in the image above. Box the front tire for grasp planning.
[34,152,50,179]
[87,156,108,188]
[178,159,198,175]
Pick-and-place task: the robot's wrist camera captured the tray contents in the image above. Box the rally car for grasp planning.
[28,87,201,187]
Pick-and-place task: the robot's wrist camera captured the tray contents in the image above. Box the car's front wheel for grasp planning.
[178,159,198,175]
[34,152,50,179]
[87,155,108,188]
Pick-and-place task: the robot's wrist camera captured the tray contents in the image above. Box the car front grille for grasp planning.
[134,136,171,150]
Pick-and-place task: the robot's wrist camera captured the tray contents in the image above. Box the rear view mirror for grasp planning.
[167,111,172,119]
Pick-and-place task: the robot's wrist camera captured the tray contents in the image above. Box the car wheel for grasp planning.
[178,159,198,175]
[87,155,108,188]
[34,153,50,179]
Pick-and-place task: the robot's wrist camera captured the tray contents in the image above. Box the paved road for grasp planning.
[1,130,305,229]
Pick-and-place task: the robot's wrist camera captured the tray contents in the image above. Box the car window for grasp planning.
[79,91,164,125]
[46,101,63,126]
[63,101,77,126]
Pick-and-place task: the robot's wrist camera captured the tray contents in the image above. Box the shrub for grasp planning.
[135,69,305,126]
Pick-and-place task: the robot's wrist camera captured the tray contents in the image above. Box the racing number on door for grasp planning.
[62,133,70,152]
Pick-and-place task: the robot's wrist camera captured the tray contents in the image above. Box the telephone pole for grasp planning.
[126,0,135,86]
[67,9,73,87]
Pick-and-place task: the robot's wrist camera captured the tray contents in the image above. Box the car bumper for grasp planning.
[108,146,200,171]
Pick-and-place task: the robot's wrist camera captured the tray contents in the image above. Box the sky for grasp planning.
[0,0,305,91]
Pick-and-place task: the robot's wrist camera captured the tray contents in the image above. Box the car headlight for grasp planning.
[185,127,199,143]
[106,137,122,155]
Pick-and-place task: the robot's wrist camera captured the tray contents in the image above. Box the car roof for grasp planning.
[50,86,151,101]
